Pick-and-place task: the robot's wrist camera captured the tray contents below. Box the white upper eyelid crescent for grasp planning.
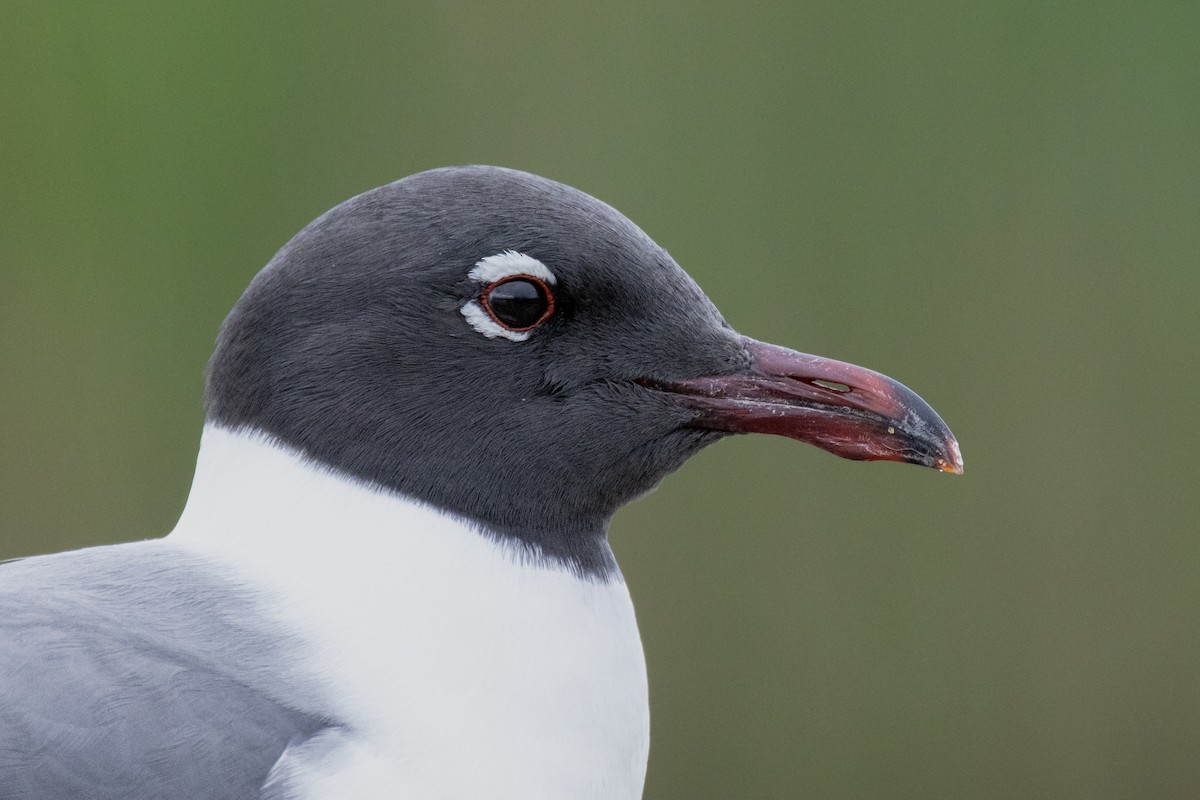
[468,251,557,285]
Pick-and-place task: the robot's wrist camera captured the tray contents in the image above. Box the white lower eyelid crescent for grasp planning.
[461,301,531,342]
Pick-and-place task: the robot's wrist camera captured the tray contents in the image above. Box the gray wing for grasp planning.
[0,542,331,800]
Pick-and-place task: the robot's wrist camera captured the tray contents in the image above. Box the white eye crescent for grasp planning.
[461,252,558,341]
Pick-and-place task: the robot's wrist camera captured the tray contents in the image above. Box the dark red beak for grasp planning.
[645,338,963,474]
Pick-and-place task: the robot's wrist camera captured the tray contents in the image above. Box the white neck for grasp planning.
[170,424,571,571]
[169,426,649,799]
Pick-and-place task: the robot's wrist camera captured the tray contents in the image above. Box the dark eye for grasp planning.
[482,276,555,331]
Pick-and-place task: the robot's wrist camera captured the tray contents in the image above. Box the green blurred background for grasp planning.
[2,3,1197,798]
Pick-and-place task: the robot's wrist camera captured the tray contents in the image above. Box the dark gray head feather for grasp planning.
[207,166,748,574]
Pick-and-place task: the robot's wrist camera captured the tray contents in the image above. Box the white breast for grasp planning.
[169,427,649,800]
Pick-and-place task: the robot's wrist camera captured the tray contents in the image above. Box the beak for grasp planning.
[644,338,963,474]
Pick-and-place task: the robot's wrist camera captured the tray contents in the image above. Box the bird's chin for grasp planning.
[600,425,728,511]
[639,337,963,474]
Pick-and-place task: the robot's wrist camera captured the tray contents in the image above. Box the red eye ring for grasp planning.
[480,275,556,332]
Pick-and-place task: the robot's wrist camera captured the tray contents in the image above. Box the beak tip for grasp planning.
[935,438,964,475]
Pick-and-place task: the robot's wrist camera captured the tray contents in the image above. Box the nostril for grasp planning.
[811,379,851,393]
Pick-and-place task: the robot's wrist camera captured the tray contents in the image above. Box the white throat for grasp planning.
[169,426,650,799]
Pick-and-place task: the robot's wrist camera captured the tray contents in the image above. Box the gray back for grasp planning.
[0,543,330,799]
